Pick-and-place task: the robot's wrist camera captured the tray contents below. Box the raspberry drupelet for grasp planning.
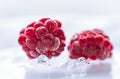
[18,18,66,59]
[68,29,113,60]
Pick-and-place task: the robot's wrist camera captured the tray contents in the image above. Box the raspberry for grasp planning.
[42,34,54,48]
[26,38,38,50]
[39,18,50,23]
[44,19,57,32]
[36,41,47,54]
[18,18,66,59]
[22,44,30,52]
[53,28,66,40]
[68,29,113,60]
[18,34,26,46]
[55,20,62,28]
[56,40,66,53]
[19,28,25,34]
[33,22,44,28]
[26,50,40,59]
[25,27,35,38]
[35,26,48,39]
[51,37,60,51]
[27,21,36,28]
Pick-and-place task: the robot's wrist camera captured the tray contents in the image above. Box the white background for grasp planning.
[0,0,120,17]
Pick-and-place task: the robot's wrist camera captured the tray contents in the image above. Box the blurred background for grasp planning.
[0,0,120,79]
[0,0,120,17]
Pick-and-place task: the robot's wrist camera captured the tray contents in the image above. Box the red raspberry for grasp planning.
[27,21,36,28]
[39,18,50,23]
[18,34,26,46]
[25,27,35,38]
[19,28,25,34]
[44,19,57,32]
[33,22,44,28]
[42,34,54,49]
[55,20,62,28]
[53,28,66,40]
[18,18,66,59]
[22,44,30,52]
[56,40,66,53]
[26,50,40,59]
[68,29,113,60]
[35,26,48,39]
[26,38,38,50]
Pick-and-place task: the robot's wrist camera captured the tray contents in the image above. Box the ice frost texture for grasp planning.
[18,18,66,59]
[68,29,113,60]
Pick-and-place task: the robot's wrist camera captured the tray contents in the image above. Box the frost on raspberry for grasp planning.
[18,18,66,59]
[68,29,113,60]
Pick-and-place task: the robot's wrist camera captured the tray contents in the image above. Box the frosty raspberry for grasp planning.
[68,29,113,60]
[18,18,66,59]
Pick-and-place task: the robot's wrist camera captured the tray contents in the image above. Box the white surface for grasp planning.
[0,48,120,79]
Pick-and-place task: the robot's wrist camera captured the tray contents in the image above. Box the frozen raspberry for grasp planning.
[19,28,25,34]
[55,20,62,28]
[18,18,66,59]
[56,40,66,53]
[51,37,60,51]
[35,26,48,39]
[44,19,57,32]
[25,27,35,38]
[33,22,44,28]
[27,21,36,28]
[26,50,40,59]
[53,28,66,40]
[68,29,113,60]
[39,18,50,23]
[18,34,26,46]
[26,38,38,50]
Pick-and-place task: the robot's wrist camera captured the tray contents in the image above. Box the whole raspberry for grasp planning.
[68,29,113,60]
[18,18,66,59]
